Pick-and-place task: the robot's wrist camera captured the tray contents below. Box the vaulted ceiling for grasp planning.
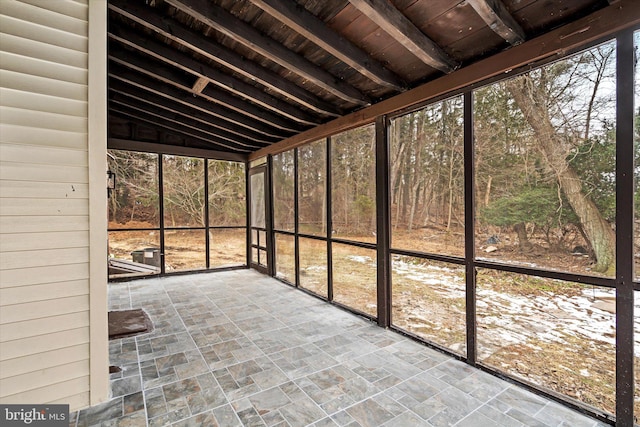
[107,0,613,159]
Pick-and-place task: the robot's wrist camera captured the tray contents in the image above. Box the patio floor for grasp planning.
[71,269,607,426]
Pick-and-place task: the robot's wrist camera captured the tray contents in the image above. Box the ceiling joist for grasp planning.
[165,0,372,106]
[109,83,270,148]
[348,0,457,73]
[110,107,253,153]
[467,0,526,45]
[108,48,299,137]
[108,26,321,126]
[108,65,283,144]
[248,0,405,91]
[109,99,263,151]
[108,0,342,117]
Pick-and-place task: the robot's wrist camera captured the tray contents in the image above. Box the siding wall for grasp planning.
[0,0,108,410]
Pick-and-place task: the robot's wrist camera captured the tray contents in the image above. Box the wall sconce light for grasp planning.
[107,170,116,198]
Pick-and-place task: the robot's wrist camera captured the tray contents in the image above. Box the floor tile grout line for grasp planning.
[130,281,151,427]
[162,275,246,426]
[94,271,606,427]
[201,274,454,425]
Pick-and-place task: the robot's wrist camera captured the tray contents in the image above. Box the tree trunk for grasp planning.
[513,222,532,251]
[506,77,615,273]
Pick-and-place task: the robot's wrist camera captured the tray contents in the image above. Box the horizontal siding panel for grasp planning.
[0,180,88,199]
[0,295,88,324]
[0,264,89,288]
[0,344,89,379]
[0,247,90,270]
[0,106,87,133]
[0,216,89,233]
[0,376,89,405]
[1,32,87,69]
[0,143,87,167]
[0,360,88,397]
[0,14,87,53]
[0,327,89,361]
[0,162,88,183]
[0,279,88,304]
[0,312,89,341]
[51,392,89,413]
[0,124,87,150]
[0,231,88,252]
[1,87,87,118]
[20,0,88,21]
[0,69,87,101]
[1,0,87,36]
[0,198,89,216]
[0,51,87,85]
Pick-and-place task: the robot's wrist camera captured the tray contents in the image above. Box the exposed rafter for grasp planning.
[467,0,525,45]
[164,0,371,106]
[248,0,405,91]
[109,95,266,150]
[108,29,321,126]
[108,47,299,137]
[348,0,457,73]
[109,82,270,148]
[108,65,282,144]
[109,107,253,153]
[109,100,262,152]
[108,0,342,117]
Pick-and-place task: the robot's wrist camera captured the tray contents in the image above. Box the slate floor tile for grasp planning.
[68,271,604,427]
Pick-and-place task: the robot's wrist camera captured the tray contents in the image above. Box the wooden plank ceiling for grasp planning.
[107,0,610,157]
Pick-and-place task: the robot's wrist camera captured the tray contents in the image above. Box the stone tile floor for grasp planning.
[70,269,607,426]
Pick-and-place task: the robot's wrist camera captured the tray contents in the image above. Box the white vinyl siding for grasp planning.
[0,0,106,411]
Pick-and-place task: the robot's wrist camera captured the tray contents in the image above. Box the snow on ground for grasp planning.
[307,255,640,357]
[389,257,635,357]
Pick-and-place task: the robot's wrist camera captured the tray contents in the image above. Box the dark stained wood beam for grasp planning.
[108,47,301,136]
[108,64,285,144]
[109,79,278,145]
[165,0,371,106]
[248,0,405,91]
[108,27,321,126]
[109,98,266,150]
[108,138,248,162]
[251,0,640,160]
[108,0,341,117]
[348,0,457,73]
[467,0,526,45]
[109,108,253,153]
[109,85,270,148]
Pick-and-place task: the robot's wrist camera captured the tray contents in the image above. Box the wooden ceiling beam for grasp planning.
[348,0,457,73]
[109,83,271,148]
[108,138,248,162]
[108,64,284,144]
[109,27,322,125]
[248,0,405,91]
[109,107,254,153]
[108,47,301,136]
[251,0,640,160]
[109,96,265,150]
[108,0,342,117]
[165,0,371,106]
[109,97,265,150]
[467,0,526,45]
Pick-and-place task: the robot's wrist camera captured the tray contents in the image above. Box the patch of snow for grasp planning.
[347,255,373,264]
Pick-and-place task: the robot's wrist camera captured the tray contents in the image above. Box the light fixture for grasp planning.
[107,170,116,198]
